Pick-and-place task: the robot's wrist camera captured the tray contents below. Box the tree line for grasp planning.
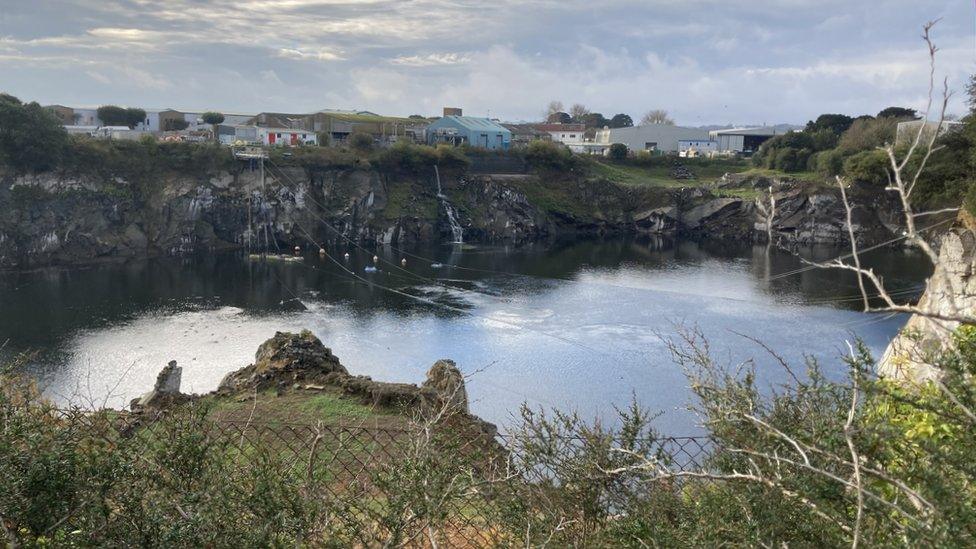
[544,100,676,128]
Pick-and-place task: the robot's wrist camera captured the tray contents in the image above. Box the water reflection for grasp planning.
[0,237,931,434]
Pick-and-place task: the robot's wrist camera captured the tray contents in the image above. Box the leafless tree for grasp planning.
[569,103,590,122]
[546,100,565,117]
[640,109,675,126]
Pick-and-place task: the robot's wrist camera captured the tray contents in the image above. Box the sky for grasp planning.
[0,0,973,125]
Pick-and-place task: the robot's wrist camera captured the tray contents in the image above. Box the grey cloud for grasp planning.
[0,0,971,122]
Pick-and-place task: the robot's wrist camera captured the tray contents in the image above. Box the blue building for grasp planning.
[426,108,511,150]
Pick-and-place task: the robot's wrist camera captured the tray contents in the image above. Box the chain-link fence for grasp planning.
[38,407,714,547]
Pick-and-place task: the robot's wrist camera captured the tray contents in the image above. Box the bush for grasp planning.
[836,117,897,154]
[813,149,845,177]
[843,149,889,184]
[370,142,440,175]
[347,132,375,154]
[434,144,471,172]
[523,140,579,172]
[607,143,629,160]
[0,94,69,173]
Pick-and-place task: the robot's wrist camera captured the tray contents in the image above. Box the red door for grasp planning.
[291,133,298,145]
[268,132,276,145]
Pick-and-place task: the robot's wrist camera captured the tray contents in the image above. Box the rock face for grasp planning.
[878,216,976,381]
[660,175,906,245]
[0,165,911,269]
[131,360,188,410]
[0,168,556,269]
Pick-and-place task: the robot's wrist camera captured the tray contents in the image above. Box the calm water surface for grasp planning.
[0,237,929,434]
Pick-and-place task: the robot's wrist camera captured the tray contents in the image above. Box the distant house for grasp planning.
[426,108,511,150]
[533,123,586,144]
[256,127,317,147]
[69,108,100,126]
[708,127,782,154]
[44,105,76,125]
[895,120,963,146]
[594,124,710,154]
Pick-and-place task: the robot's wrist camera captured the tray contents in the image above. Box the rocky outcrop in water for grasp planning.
[217,330,481,420]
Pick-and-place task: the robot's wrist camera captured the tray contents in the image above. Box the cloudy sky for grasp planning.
[0,0,973,125]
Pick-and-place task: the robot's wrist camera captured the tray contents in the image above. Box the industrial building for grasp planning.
[426,108,511,150]
[593,124,710,154]
[708,127,783,154]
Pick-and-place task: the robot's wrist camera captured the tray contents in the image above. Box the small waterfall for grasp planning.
[434,165,463,244]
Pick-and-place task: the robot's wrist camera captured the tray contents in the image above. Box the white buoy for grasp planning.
[343,252,350,260]
[293,246,301,255]
[401,258,407,267]
[319,248,326,255]
[372,255,379,264]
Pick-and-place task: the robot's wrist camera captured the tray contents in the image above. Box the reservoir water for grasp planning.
[0,237,929,435]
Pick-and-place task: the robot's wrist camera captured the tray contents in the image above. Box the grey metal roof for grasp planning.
[439,115,510,133]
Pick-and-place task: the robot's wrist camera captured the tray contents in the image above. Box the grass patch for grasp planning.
[204,389,396,426]
[739,168,824,184]
[588,158,750,188]
[298,392,374,419]
[504,176,594,219]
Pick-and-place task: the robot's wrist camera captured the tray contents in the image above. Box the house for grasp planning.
[708,127,782,154]
[895,120,963,146]
[533,123,586,144]
[44,105,76,125]
[426,108,511,150]
[594,124,710,154]
[134,109,188,132]
[70,108,101,126]
[256,127,317,147]
[217,125,257,145]
[502,124,551,147]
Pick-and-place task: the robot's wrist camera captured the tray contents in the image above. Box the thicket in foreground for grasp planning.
[2,326,976,547]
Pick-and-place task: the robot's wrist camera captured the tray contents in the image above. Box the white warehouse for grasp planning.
[594,124,710,154]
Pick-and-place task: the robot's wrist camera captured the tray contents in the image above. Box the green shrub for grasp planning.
[843,149,890,184]
[370,142,440,175]
[608,143,628,160]
[347,132,375,154]
[813,149,845,177]
[0,94,69,173]
[523,140,579,172]
[434,144,470,172]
